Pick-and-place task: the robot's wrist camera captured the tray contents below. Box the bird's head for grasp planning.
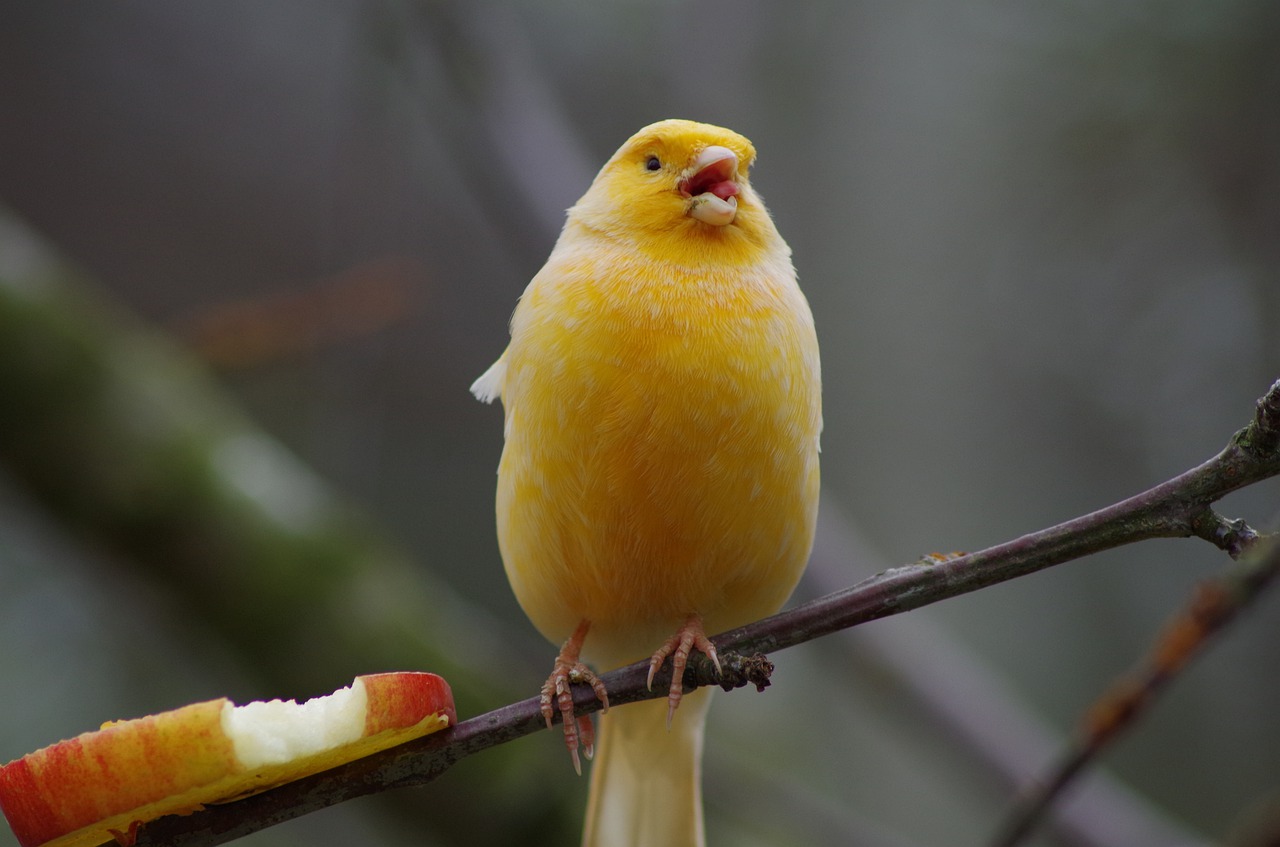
[567,119,783,261]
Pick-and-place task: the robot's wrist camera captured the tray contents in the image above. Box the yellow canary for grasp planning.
[472,119,821,847]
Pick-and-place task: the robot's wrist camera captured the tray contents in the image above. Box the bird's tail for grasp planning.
[582,687,712,847]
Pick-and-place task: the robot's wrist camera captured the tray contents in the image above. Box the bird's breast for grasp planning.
[496,249,820,664]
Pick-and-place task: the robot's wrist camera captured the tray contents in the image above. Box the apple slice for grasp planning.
[0,672,454,847]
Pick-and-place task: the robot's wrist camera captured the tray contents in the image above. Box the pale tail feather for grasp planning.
[582,688,712,847]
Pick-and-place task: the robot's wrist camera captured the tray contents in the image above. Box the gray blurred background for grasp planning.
[1,3,1278,846]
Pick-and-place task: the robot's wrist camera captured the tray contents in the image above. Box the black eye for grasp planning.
[644,155,661,171]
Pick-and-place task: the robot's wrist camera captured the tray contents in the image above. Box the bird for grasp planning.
[471,118,821,847]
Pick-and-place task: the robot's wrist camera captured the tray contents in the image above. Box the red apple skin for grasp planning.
[0,699,235,847]
[361,672,456,734]
[0,672,455,847]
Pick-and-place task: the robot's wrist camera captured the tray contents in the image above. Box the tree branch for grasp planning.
[118,378,1280,847]
[0,255,523,718]
[993,531,1280,847]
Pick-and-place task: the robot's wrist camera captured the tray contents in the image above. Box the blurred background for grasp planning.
[2,2,1279,846]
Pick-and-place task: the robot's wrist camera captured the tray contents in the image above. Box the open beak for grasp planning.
[680,146,739,226]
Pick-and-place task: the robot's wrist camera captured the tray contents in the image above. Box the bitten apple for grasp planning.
[0,672,454,847]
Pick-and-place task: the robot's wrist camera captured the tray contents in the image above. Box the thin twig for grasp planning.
[992,532,1280,847]
[119,379,1280,847]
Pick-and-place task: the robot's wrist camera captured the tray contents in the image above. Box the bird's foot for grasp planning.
[539,619,609,775]
[647,614,722,727]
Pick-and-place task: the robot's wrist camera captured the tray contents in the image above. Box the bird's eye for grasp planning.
[644,156,661,171]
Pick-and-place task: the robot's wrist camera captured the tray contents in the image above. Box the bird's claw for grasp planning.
[646,614,721,726]
[540,620,609,774]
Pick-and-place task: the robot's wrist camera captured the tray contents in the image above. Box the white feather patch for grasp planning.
[470,356,507,403]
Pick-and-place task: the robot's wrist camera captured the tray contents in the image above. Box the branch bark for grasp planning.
[993,531,1280,847]
[120,378,1280,847]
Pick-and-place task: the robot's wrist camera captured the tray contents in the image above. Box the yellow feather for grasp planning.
[475,119,821,846]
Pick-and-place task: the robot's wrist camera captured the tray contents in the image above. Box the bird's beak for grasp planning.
[680,146,739,226]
